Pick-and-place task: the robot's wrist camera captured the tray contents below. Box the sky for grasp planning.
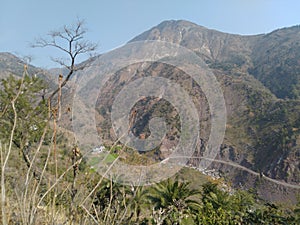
[1,0,300,68]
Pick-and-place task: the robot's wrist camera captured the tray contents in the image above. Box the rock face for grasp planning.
[1,20,300,202]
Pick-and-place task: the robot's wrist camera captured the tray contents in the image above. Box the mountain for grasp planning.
[0,52,57,88]
[130,20,258,65]
[131,20,300,100]
[85,20,300,202]
[0,52,37,78]
[1,20,299,202]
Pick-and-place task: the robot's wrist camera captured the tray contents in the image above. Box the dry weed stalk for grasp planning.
[1,66,25,224]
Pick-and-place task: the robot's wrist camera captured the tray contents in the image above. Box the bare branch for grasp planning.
[32,19,97,103]
[50,57,70,69]
[33,38,71,56]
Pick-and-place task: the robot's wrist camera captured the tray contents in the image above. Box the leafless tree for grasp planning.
[32,19,97,182]
[31,20,97,222]
[32,19,97,101]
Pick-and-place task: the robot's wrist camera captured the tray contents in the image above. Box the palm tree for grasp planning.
[196,182,233,224]
[127,186,149,223]
[201,182,231,210]
[147,179,200,224]
[92,177,130,223]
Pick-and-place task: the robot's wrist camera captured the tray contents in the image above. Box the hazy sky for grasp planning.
[1,0,300,68]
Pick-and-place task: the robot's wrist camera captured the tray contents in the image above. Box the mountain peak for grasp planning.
[155,19,200,29]
[129,19,209,43]
[129,19,258,65]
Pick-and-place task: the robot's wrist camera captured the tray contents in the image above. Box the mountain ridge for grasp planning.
[131,20,300,100]
[110,20,300,202]
[0,20,299,202]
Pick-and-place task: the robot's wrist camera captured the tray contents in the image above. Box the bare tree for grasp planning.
[31,20,97,221]
[32,19,97,182]
[32,19,97,101]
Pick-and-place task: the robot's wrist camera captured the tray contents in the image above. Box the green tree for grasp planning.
[147,179,200,224]
[292,198,300,224]
[197,182,234,224]
[127,186,149,223]
[201,182,231,210]
[244,203,290,224]
[0,72,47,170]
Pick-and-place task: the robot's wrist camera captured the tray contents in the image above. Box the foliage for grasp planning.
[0,74,47,147]
[147,179,200,224]
[0,73,48,173]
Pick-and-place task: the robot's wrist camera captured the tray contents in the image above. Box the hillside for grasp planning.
[80,20,300,202]
[131,20,300,100]
[1,20,299,203]
[0,52,57,89]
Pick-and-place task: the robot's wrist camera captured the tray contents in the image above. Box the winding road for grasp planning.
[167,156,300,189]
